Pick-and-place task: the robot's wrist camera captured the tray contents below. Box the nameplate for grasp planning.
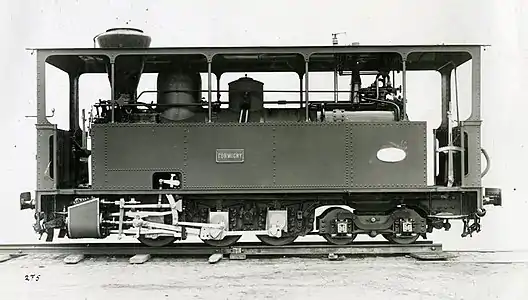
[216,149,244,163]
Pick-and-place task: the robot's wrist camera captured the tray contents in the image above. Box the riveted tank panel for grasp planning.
[91,122,427,191]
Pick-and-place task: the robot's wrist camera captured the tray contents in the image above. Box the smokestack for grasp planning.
[95,28,151,48]
[95,28,152,102]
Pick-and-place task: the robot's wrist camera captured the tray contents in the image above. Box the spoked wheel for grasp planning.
[256,235,298,246]
[382,233,420,245]
[202,235,242,247]
[138,235,177,247]
[322,233,357,245]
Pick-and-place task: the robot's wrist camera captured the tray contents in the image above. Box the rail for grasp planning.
[3,242,525,264]
[0,241,439,256]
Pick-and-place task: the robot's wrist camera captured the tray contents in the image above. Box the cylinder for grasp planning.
[67,199,103,239]
[228,76,264,112]
[157,71,202,121]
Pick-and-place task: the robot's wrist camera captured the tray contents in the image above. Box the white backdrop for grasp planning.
[0,0,526,251]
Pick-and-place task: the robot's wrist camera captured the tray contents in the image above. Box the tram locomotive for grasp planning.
[19,28,502,247]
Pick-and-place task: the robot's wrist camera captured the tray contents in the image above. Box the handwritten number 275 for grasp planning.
[25,274,40,281]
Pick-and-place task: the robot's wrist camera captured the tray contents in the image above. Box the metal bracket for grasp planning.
[25,108,55,118]
[267,224,283,238]
[117,198,125,239]
[461,216,481,237]
[159,174,181,189]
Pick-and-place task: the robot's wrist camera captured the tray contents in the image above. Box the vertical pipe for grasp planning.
[401,57,407,120]
[446,67,455,187]
[349,72,353,102]
[207,61,212,122]
[299,73,303,108]
[333,69,338,103]
[332,33,339,103]
[304,60,310,121]
[69,74,79,130]
[216,75,221,102]
[81,109,86,149]
[110,62,115,123]
[433,132,437,185]
[53,125,57,189]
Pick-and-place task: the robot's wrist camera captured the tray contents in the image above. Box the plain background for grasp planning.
[0,0,526,250]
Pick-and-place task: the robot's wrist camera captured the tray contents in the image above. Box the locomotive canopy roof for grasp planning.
[35,44,482,75]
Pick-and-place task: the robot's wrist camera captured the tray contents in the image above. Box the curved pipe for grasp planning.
[481,148,491,178]
[362,97,401,121]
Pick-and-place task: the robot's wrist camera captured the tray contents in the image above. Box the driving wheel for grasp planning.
[322,233,357,245]
[256,235,298,246]
[382,233,420,244]
[201,235,242,247]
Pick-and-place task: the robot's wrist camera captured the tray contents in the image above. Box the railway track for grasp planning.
[1,241,526,265]
[0,241,448,264]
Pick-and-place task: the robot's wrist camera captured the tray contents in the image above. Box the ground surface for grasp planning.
[1,251,527,300]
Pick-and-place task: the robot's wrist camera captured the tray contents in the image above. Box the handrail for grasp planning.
[481,148,491,178]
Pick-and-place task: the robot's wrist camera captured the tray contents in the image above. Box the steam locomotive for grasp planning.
[19,28,502,247]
